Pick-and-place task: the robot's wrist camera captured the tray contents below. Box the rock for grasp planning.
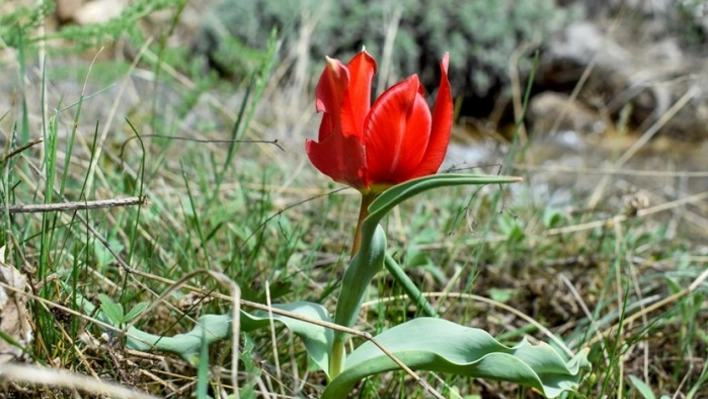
[55,0,86,23]
[538,20,708,141]
[73,0,127,26]
[528,91,607,136]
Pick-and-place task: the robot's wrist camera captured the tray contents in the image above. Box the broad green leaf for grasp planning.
[323,318,590,399]
[196,320,211,399]
[123,301,150,322]
[98,294,124,324]
[542,207,567,229]
[241,301,334,376]
[76,290,231,365]
[81,288,332,373]
[367,173,521,226]
[489,288,516,303]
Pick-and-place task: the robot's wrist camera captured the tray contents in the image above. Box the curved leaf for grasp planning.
[126,302,333,374]
[126,314,231,365]
[323,318,590,399]
[75,288,333,374]
[366,173,522,226]
[74,289,233,366]
[241,301,334,376]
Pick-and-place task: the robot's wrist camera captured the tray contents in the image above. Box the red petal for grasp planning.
[408,53,452,179]
[340,50,376,141]
[306,133,365,189]
[363,75,432,186]
[315,57,349,140]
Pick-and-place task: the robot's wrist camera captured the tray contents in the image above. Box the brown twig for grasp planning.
[5,196,148,214]
[1,138,44,164]
[0,363,158,399]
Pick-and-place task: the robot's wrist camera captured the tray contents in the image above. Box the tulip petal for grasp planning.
[340,50,377,141]
[363,75,432,187]
[316,57,350,140]
[408,53,453,179]
[306,134,365,188]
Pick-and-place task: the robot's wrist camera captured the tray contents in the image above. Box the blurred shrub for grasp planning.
[577,0,707,48]
[669,0,707,47]
[0,1,54,49]
[0,0,185,54]
[194,0,579,96]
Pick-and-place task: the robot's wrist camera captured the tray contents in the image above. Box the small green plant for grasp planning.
[98,294,149,327]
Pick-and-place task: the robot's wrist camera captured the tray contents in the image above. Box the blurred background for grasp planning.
[2,0,706,227]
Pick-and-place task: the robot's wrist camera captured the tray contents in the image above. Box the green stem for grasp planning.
[350,193,375,258]
[330,334,346,378]
[331,218,387,377]
[331,193,378,377]
[384,253,439,317]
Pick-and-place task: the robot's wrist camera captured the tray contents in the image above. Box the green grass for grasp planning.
[0,3,706,399]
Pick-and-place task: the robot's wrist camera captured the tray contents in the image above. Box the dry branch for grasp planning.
[5,196,147,214]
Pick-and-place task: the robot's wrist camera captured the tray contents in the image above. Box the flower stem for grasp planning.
[350,193,375,258]
[330,334,345,378]
[330,195,383,378]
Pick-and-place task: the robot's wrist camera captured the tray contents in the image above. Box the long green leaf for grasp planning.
[120,301,332,374]
[343,173,521,329]
[323,318,590,399]
[366,173,522,227]
[240,301,333,375]
[76,288,333,373]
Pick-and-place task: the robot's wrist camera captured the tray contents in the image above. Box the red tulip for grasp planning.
[306,49,452,193]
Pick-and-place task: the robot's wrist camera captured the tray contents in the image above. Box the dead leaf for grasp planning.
[0,248,32,365]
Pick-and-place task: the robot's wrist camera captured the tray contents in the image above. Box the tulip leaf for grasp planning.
[124,301,332,374]
[126,314,232,365]
[356,172,521,321]
[366,173,522,226]
[241,301,334,376]
[322,318,590,399]
[74,290,232,365]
